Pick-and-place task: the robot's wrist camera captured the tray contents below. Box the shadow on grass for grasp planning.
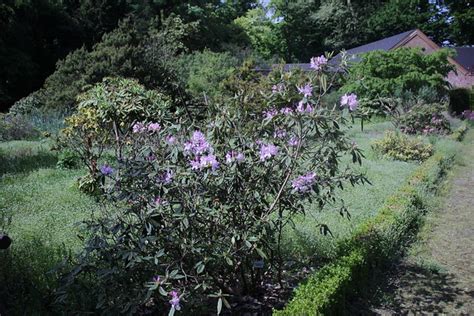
[0,148,57,175]
[346,261,474,315]
[0,238,69,315]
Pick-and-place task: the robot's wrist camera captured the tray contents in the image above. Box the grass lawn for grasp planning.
[282,118,464,262]
[0,141,98,314]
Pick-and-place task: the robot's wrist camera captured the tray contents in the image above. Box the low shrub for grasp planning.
[397,103,451,135]
[56,149,81,169]
[449,88,471,114]
[0,114,40,141]
[372,131,433,162]
[450,124,469,142]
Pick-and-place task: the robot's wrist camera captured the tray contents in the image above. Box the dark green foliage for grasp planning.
[0,0,130,111]
[342,48,454,100]
[56,149,80,169]
[449,88,472,114]
[41,16,192,110]
[176,50,239,101]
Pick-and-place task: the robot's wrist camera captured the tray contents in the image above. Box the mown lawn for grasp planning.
[0,141,98,314]
[282,118,464,262]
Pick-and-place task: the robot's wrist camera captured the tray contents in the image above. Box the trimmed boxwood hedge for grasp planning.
[274,153,451,315]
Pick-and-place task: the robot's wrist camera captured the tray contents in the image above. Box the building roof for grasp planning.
[273,29,473,74]
[454,47,474,73]
[345,30,415,55]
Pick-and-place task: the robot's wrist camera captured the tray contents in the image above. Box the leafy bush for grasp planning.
[56,57,369,314]
[372,131,433,162]
[41,16,194,110]
[56,149,80,169]
[342,48,454,100]
[8,90,45,115]
[397,103,451,135]
[58,77,172,193]
[449,88,471,114]
[176,50,239,101]
[0,114,40,141]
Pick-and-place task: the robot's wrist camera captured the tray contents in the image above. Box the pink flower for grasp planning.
[184,131,212,155]
[226,151,245,164]
[280,107,293,115]
[340,93,358,111]
[288,137,300,147]
[259,143,279,161]
[297,83,313,98]
[310,55,328,71]
[190,155,219,171]
[169,291,181,311]
[297,101,313,113]
[166,135,176,145]
[263,108,278,120]
[147,122,161,132]
[273,129,287,139]
[132,122,146,133]
[292,172,316,193]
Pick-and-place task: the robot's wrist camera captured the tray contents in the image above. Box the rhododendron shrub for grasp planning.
[57,56,367,314]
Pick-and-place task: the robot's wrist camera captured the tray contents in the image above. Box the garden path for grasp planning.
[370,133,474,315]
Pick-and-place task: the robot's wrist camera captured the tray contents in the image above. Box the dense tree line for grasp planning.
[1,0,472,111]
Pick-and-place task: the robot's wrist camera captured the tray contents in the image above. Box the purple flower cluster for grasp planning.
[225,151,245,164]
[133,122,161,133]
[166,135,176,145]
[297,83,313,98]
[340,93,358,111]
[296,100,314,113]
[184,131,212,155]
[100,164,114,176]
[259,143,279,161]
[184,131,220,171]
[288,136,300,147]
[291,172,316,193]
[280,107,293,115]
[169,291,181,311]
[273,129,287,139]
[263,108,279,120]
[310,55,328,71]
[159,170,174,184]
[462,110,474,121]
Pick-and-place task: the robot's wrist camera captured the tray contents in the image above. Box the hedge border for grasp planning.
[274,153,451,315]
[450,124,468,142]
